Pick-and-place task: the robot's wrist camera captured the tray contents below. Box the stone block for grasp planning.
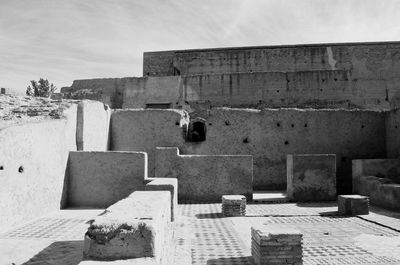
[338,195,369,215]
[84,191,171,263]
[251,225,303,265]
[221,195,246,217]
[287,154,336,202]
[145,178,178,221]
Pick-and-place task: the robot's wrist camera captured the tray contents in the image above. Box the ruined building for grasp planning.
[1,41,400,264]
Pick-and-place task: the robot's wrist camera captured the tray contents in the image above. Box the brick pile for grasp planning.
[338,194,369,215]
[221,195,246,217]
[251,225,303,265]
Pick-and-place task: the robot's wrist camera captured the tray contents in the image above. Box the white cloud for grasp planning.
[1,0,400,94]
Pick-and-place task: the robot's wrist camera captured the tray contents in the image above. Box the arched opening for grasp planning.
[187,118,207,142]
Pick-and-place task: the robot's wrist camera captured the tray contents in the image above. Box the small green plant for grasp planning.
[26,78,57,97]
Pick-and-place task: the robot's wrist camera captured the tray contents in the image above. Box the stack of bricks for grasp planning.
[251,225,303,265]
[221,195,246,217]
[338,195,369,215]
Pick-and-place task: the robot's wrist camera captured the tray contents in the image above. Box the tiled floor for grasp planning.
[0,204,400,264]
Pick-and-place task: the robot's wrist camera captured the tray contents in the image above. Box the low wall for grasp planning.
[111,109,189,178]
[76,100,111,151]
[0,105,77,231]
[352,159,400,194]
[155,147,253,202]
[66,151,148,208]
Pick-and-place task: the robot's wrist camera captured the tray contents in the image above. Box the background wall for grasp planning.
[66,151,148,208]
[110,109,189,178]
[181,108,386,193]
[144,42,400,78]
[0,106,77,231]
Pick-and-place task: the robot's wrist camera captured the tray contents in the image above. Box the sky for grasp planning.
[1,0,400,94]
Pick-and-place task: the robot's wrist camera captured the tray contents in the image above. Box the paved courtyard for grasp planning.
[0,203,400,265]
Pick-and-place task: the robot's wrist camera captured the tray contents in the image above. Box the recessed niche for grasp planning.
[187,118,207,142]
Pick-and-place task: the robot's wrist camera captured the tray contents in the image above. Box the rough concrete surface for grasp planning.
[67,151,148,208]
[287,154,336,201]
[145,178,178,221]
[155,147,253,202]
[76,100,111,151]
[0,101,77,230]
[182,108,385,193]
[111,109,189,178]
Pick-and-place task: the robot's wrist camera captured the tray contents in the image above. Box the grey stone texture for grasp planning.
[251,225,303,265]
[222,195,246,217]
[83,191,171,263]
[287,154,336,202]
[145,178,178,221]
[338,195,370,215]
[155,147,253,202]
[353,159,400,210]
[67,151,148,208]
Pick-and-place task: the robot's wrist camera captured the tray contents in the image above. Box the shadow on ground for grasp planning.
[207,256,253,265]
[22,240,83,265]
[196,213,223,219]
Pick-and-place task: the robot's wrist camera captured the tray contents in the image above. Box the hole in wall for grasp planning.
[395,125,398,129]
[334,78,338,81]
[243,137,250,143]
[208,123,212,126]
[18,166,24,173]
[361,125,365,129]
[175,121,180,126]
[291,124,295,128]
[304,123,308,127]
[0,166,3,170]
[225,120,230,126]
[320,89,323,91]
[341,157,347,163]
[276,90,280,93]
[187,118,207,142]
[277,123,281,127]
[284,140,289,145]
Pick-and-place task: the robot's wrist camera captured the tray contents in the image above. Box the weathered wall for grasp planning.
[110,109,189,178]
[144,42,400,79]
[76,101,111,151]
[180,108,386,193]
[155,147,253,202]
[123,70,389,110]
[385,108,400,157]
[66,151,148,208]
[0,106,77,231]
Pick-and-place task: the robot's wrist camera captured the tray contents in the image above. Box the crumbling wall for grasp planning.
[144,42,400,78]
[0,105,77,231]
[110,109,189,178]
[181,108,386,193]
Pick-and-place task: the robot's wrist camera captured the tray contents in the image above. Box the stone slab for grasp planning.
[83,191,171,262]
[287,154,336,202]
[338,195,369,215]
[145,178,178,221]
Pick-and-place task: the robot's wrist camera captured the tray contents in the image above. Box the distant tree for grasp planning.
[26,78,57,97]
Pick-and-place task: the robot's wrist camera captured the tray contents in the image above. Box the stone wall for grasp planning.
[0,105,77,231]
[155,147,253,202]
[66,151,148,208]
[385,108,400,157]
[144,42,400,79]
[182,108,386,193]
[110,109,189,178]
